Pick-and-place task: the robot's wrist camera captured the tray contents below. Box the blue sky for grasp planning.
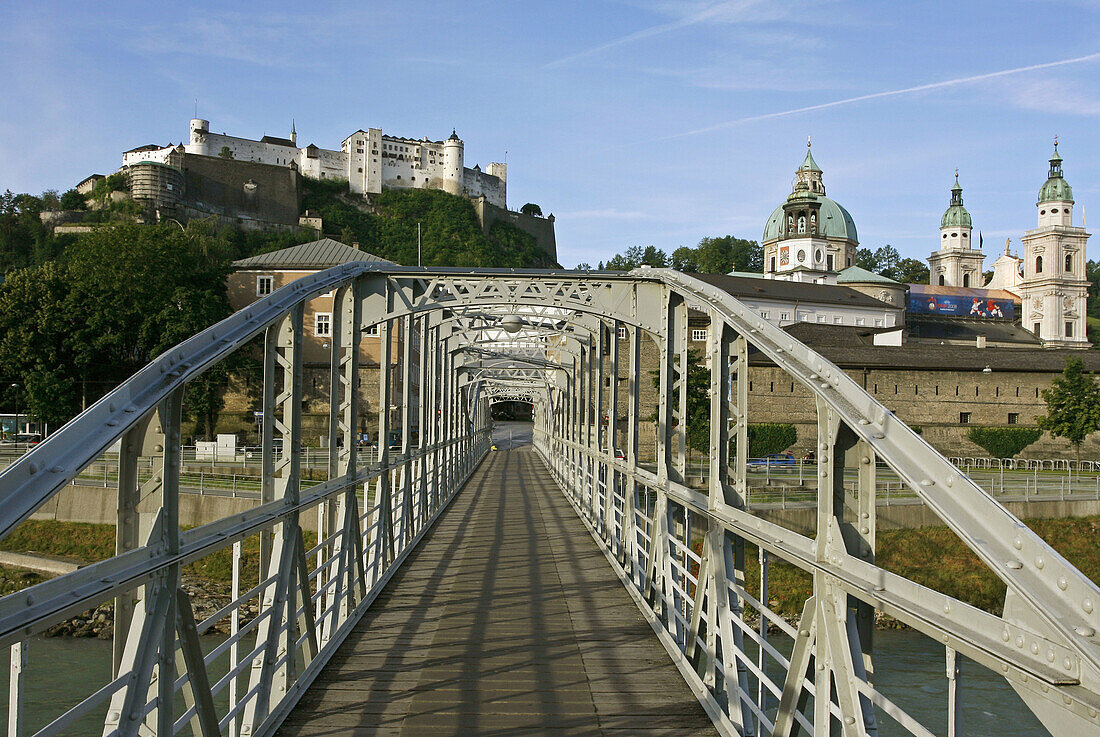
[1,0,1098,269]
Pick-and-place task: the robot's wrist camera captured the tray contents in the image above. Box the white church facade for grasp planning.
[758,140,1090,349]
[122,119,508,208]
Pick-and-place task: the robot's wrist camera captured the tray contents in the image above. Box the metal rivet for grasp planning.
[1058,576,1069,591]
[1035,556,1045,569]
[1013,537,1023,550]
[1075,625,1096,637]
[1006,560,1023,570]
[1084,599,1094,614]
[1016,636,1025,648]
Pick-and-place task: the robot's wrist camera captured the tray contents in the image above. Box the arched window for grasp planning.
[810,213,817,233]
[1036,256,1043,273]
[787,215,794,234]
[797,215,806,234]
[938,275,945,286]
[963,274,970,287]
[1065,254,1072,272]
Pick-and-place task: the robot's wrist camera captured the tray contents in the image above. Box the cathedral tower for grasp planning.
[1019,141,1090,348]
[927,173,985,287]
[761,139,858,281]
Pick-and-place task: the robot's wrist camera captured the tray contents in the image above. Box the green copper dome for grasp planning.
[762,197,858,243]
[940,175,972,228]
[1038,142,1073,204]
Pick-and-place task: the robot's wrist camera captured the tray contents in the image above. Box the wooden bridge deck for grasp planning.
[279,447,721,737]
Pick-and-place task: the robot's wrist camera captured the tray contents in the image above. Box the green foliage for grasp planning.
[966,426,1042,458]
[890,257,929,283]
[671,235,762,274]
[648,349,711,454]
[58,189,85,211]
[1036,357,1100,462]
[0,222,236,427]
[218,146,234,159]
[297,181,556,268]
[520,202,542,216]
[605,245,668,270]
[747,423,797,457]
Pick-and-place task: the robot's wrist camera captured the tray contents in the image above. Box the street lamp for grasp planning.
[9,383,20,437]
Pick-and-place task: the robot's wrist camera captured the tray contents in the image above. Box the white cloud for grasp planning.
[1008,77,1100,116]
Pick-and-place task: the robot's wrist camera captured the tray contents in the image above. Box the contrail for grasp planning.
[543,0,758,69]
[663,51,1100,140]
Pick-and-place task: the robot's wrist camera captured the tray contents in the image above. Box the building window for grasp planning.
[874,319,883,327]
[962,273,970,287]
[760,311,769,319]
[1008,413,1020,425]
[817,315,826,323]
[834,316,842,324]
[691,328,707,341]
[960,412,971,424]
[938,275,945,286]
[1066,254,1072,272]
[256,276,273,296]
[1036,256,1043,273]
[314,313,332,337]
[780,312,790,321]
[827,254,834,270]
[365,324,380,336]
[856,318,866,326]
[1034,322,1041,336]
[617,326,627,339]
[1066,321,1074,338]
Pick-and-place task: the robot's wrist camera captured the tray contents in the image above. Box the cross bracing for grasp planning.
[0,265,1095,737]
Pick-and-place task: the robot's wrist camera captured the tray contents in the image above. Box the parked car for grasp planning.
[746,452,797,470]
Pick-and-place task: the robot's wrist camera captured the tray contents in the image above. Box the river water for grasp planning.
[0,628,1050,736]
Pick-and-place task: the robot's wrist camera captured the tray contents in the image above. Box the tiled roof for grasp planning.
[836,266,902,285]
[233,238,393,270]
[690,273,895,310]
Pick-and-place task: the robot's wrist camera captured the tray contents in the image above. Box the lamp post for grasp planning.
[9,383,20,438]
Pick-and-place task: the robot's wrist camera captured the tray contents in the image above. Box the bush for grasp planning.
[966,427,1042,458]
[747,423,797,457]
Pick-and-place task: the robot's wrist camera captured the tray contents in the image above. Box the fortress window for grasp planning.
[959,412,971,424]
[256,276,273,296]
[1008,413,1019,425]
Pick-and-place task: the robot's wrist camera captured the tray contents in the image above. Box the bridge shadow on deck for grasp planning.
[279,449,719,737]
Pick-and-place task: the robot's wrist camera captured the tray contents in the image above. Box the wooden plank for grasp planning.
[278,449,721,737]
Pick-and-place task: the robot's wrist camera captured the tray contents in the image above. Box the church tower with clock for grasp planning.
[1019,141,1090,348]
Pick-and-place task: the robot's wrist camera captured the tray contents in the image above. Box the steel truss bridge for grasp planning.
[0,266,1098,737]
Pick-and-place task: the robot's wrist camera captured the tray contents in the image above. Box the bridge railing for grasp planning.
[0,263,493,737]
[530,268,1100,737]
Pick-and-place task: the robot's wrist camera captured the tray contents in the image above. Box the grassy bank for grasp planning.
[2,516,1097,621]
[0,519,315,590]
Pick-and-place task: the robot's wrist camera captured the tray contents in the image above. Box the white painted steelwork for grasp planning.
[0,265,1095,736]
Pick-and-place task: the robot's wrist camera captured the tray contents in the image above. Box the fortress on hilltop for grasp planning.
[123,119,508,208]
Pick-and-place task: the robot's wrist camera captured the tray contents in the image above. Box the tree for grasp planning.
[218,146,234,160]
[649,349,711,455]
[574,262,593,270]
[59,189,86,211]
[747,423,798,457]
[520,203,543,217]
[855,248,876,271]
[1036,357,1100,468]
[890,258,929,284]
[966,427,1042,458]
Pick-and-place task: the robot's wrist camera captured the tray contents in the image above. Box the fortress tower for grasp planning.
[1019,141,1090,347]
[927,173,985,287]
[442,130,464,196]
